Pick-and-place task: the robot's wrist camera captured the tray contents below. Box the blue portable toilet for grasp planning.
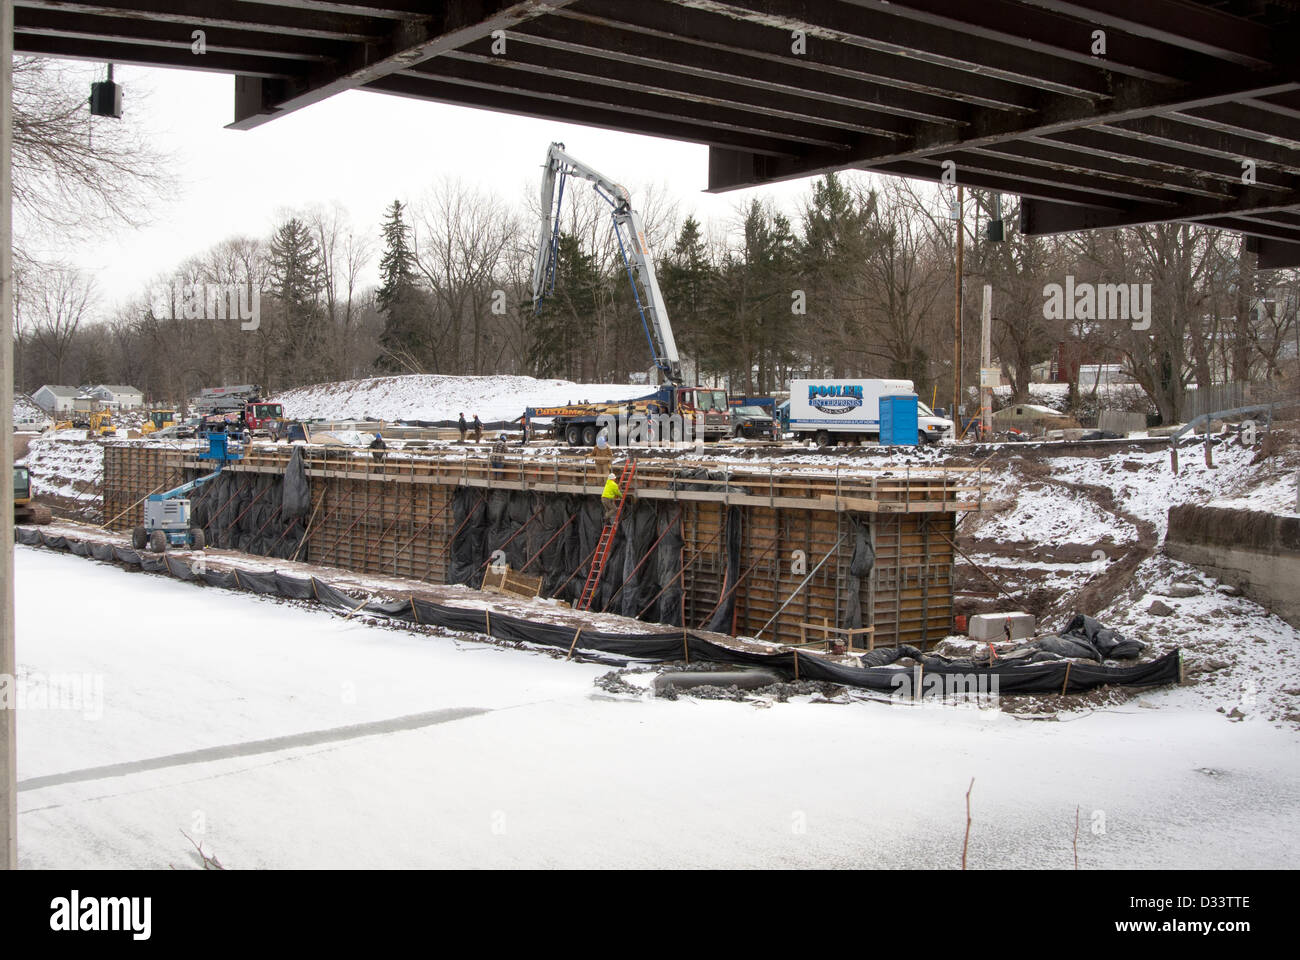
[879,394,919,446]
[775,400,791,434]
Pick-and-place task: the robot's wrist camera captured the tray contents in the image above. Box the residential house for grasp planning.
[85,384,145,410]
[32,384,81,414]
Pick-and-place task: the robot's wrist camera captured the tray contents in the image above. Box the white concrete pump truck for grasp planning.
[526,142,731,446]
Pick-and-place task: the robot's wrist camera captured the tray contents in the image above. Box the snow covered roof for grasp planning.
[36,384,80,398]
[90,384,143,396]
[995,403,1065,418]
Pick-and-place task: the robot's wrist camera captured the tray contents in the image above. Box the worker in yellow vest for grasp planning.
[601,472,622,524]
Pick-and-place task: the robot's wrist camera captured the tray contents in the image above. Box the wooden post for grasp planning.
[980,284,993,439]
[342,596,372,621]
[566,626,582,661]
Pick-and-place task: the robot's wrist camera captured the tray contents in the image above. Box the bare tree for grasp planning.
[24,264,97,384]
[413,178,516,374]
[858,179,950,386]
[10,58,171,252]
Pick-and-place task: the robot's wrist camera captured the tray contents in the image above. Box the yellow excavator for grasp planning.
[13,465,52,525]
[141,408,176,436]
[68,410,115,436]
[88,410,116,437]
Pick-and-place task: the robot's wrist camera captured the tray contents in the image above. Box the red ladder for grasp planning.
[577,459,637,610]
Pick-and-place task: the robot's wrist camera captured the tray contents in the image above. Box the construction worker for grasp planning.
[458,412,467,442]
[601,471,621,524]
[490,433,508,480]
[593,430,613,476]
[369,432,386,472]
[472,414,483,443]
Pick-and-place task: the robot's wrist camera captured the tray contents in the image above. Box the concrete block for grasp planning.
[968,611,1035,641]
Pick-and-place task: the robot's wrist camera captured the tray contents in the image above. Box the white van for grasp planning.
[786,378,953,445]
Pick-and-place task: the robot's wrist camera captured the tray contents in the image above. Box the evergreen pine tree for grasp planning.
[376,200,424,370]
[658,216,713,378]
[530,232,598,380]
[267,216,324,385]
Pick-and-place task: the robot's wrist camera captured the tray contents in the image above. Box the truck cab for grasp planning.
[670,386,730,442]
[529,385,730,446]
[245,401,283,433]
[917,401,955,443]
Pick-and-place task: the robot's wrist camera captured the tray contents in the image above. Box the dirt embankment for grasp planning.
[955,456,1159,625]
[1057,475,1158,615]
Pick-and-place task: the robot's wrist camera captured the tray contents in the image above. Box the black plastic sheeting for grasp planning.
[281,447,311,520]
[1038,614,1146,662]
[15,527,1182,695]
[400,418,516,431]
[447,487,686,621]
[188,469,306,560]
[706,507,742,633]
[842,515,875,630]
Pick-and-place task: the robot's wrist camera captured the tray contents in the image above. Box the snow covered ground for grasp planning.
[11,393,48,427]
[19,434,103,501]
[974,479,1137,546]
[275,374,653,423]
[14,546,1300,869]
[1048,441,1300,533]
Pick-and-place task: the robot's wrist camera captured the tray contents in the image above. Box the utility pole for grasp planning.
[952,185,964,432]
[981,285,993,440]
[1,0,18,870]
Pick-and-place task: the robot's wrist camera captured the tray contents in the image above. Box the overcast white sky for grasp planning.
[29,61,823,314]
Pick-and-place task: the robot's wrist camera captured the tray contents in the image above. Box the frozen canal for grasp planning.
[13,546,1299,869]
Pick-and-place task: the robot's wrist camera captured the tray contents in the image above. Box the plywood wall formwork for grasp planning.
[101,445,974,648]
[102,445,184,531]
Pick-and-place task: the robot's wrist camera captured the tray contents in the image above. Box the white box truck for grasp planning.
[786,378,953,445]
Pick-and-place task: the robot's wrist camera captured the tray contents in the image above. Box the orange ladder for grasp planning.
[577,458,637,611]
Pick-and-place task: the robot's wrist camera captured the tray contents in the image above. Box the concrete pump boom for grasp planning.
[532,142,683,384]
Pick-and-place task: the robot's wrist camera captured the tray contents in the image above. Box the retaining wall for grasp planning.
[102,444,972,647]
[1165,503,1300,628]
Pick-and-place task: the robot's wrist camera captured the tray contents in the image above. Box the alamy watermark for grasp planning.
[1043,275,1151,330]
[594,411,707,447]
[150,281,260,330]
[889,668,999,707]
[1,671,104,720]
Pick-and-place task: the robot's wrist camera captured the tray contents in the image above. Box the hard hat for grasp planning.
[499,433,507,440]
[608,472,616,480]
[375,432,382,439]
